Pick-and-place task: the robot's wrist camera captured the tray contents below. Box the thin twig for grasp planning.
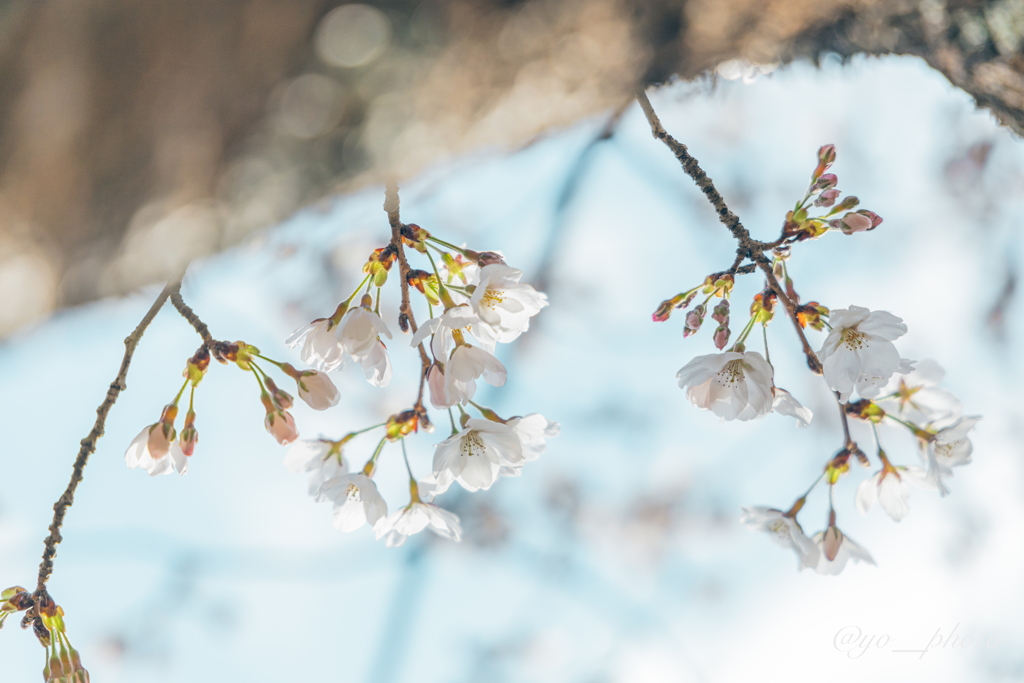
[170,284,214,346]
[33,283,176,608]
[635,86,859,449]
[384,181,433,409]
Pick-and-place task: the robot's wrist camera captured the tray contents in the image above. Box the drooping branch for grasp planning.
[384,181,433,411]
[33,283,176,604]
[635,86,858,445]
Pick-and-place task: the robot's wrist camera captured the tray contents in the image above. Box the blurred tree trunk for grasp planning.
[0,0,1020,333]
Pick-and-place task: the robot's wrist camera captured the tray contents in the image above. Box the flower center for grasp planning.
[461,432,485,457]
[346,483,362,503]
[934,442,956,459]
[841,328,867,350]
[714,360,745,387]
[768,518,790,538]
[481,289,505,310]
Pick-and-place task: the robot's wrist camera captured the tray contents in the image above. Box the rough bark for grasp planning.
[0,0,1020,333]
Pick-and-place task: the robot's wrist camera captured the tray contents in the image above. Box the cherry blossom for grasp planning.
[467,264,548,344]
[411,305,495,358]
[925,416,981,495]
[337,307,392,361]
[374,498,462,548]
[855,464,932,521]
[286,319,346,372]
[444,345,507,406]
[125,423,188,476]
[507,414,560,462]
[818,306,907,402]
[676,351,774,421]
[294,370,341,410]
[358,339,393,387]
[285,440,348,496]
[433,418,523,493]
[426,363,454,409]
[862,359,962,425]
[771,388,813,428]
[740,507,819,569]
[317,473,388,532]
[812,526,875,575]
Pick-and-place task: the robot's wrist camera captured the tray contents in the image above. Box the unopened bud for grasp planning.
[815,173,838,189]
[822,525,843,562]
[711,300,730,324]
[833,195,859,212]
[814,188,840,207]
[713,325,730,350]
[841,212,873,234]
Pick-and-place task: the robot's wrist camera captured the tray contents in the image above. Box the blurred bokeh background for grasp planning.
[2,50,1024,682]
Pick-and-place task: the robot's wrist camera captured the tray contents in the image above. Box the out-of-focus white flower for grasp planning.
[318,473,387,532]
[862,359,962,425]
[125,423,188,476]
[286,319,346,372]
[676,351,774,421]
[444,345,507,405]
[507,414,560,462]
[337,307,392,361]
[925,416,981,495]
[433,418,523,493]
[740,507,819,569]
[855,357,915,398]
[265,410,298,445]
[374,498,462,548]
[772,387,813,428]
[813,526,875,575]
[358,339,392,387]
[285,439,348,496]
[716,59,779,84]
[855,464,932,521]
[819,306,907,402]
[468,264,547,344]
[294,370,340,410]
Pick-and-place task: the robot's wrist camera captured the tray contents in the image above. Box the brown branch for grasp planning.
[384,181,432,410]
[169,284,214,346]
[635,86,862,456]
[33,283,175,608]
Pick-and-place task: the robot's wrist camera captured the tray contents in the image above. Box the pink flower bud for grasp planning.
[857,209,883,228]
[476,251,506,266]
[684,305,705,331]
[823,525,843,562]
[711,300,730,324]
[814,188,840,207]
[273,388,294,410]
[841,212,873,234]
[296,371,340,411]
[815,173,838,189]
[179,426,198,457]
[713,325,731,350]
[265,410,298,445]
[817,144,836,166]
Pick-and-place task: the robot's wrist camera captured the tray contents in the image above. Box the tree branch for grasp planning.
[169,284,214,346]
[33,283,175,606]
[384,181,433,411]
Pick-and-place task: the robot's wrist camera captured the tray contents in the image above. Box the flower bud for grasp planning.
[857,209,883,229]
[295,371,340,411]
[711,299,730,324]
[179,408,198,456]
[814,188,840,207]
[822,525,843,562]
[713,325,730,350]
[815,173,838,189]
[841,212,873,234]
[264,410,298,445]
[833,195,859,212]
[818,144,836,166]
[683,305,705,338]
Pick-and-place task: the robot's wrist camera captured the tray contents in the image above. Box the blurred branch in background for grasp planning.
[3,0,1024,336]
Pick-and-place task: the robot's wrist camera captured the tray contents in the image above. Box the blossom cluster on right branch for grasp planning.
[655,145,980,575]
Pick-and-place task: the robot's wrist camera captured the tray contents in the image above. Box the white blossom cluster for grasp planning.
[659,145,981,574]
